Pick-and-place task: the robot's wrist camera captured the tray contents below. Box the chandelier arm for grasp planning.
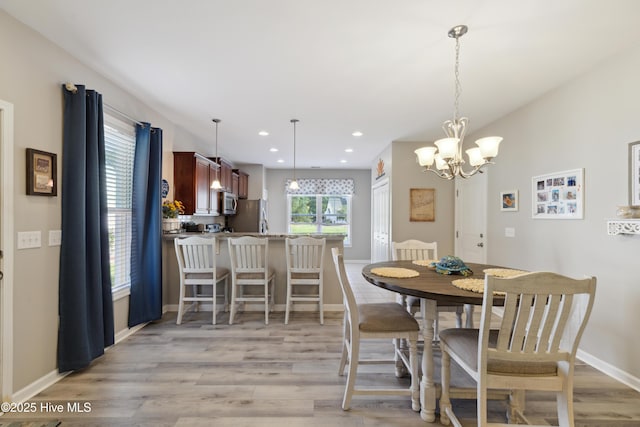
[421,166,455,180]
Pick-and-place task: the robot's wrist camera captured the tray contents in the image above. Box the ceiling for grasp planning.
[2,0,640,169]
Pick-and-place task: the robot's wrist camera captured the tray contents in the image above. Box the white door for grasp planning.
[371,179,390,262]
[455,172,487,263]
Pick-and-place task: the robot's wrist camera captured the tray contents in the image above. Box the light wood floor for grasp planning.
[4,262,640,426]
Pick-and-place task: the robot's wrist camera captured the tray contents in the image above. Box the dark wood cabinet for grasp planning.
[211,157,233,192]
[173,152,220,216]
[231,170,239,196]
[235,169,249,199]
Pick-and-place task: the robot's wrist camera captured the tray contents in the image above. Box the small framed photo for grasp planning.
[26,148,57,196]
[629,141,640,206]
[500,190,518,211]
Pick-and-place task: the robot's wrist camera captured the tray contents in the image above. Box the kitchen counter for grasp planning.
[162,232,346,316]
[163,231,346,240]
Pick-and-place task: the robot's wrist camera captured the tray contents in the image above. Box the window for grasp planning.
[288,194,352,246]
[104,114,136,293]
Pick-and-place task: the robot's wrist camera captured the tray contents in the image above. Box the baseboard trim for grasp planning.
[163,303,344,312]
[578,349,640,392]
[12,322,148,404]
[12,369,69,404]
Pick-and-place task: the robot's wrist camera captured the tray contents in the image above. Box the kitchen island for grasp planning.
[162,232,346,316]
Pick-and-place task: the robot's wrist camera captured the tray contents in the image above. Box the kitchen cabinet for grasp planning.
[173,152,220,216]
[211,157,233,193]
[232,170,239,196]
[235,169,249,199]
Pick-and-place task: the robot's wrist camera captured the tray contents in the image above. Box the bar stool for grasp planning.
[227,236,275,325]
[284,236,326,324]
[174,236,229,325]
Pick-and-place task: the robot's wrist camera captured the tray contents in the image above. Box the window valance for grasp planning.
[285,178,355,195]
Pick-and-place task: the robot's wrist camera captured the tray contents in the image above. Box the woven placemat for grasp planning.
[451,278,505,295]
[411,259,437,268]
[483,268,527,278]
[370,267,420,278]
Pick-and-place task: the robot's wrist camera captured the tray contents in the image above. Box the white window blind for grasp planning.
[104,114,136,292]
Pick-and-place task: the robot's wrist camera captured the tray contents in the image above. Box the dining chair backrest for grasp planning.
[174,236,217,275]
[228,235,269,276]
[480,272,596,369]
[391,239,438,261]
[286,236,326,275]
[331,247,358,328]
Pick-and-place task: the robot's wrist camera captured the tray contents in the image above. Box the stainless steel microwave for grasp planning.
[220,191,237,215]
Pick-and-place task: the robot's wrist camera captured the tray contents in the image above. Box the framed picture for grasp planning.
[629,141,640,206]
[409,188,435,222]
[26,148,57,196]
[532,168,583,219]
[500,190,518,211]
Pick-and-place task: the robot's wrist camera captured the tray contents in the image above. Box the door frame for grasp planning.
[0,99,15,400]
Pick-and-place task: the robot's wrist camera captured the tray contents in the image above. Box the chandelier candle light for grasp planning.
[289,118,300,190]
[415,25,503,180]
[210,118,222,190]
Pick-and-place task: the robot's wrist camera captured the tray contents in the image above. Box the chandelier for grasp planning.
[415,25,502,180]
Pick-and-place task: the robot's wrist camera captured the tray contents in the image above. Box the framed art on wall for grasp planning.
[532,168,583,219]
[629,141,640,206]
[500,190,518,211]
[26,148,57,196]
[409,188,435,221]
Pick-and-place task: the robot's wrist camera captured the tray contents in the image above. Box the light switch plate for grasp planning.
[505,227,516,238]
[49,230,62,246]
[17,231,42,249]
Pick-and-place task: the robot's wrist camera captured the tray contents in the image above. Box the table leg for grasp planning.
[420,298,437,422]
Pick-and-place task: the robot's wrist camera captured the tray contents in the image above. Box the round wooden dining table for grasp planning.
[361,260,506,422]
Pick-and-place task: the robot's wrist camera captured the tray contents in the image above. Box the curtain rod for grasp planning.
[64,82,145,127]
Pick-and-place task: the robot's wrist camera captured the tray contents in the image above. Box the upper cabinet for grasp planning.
[235,169,249,199]
[173,152,220,216]
[211,157,233,193]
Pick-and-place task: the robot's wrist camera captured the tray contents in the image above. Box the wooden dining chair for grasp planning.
[331,247,420,411]
[174,236,229,325]
[284,236,326,325]
[227,236,275,325]
[391,239,473,337]
[439,271,596,426]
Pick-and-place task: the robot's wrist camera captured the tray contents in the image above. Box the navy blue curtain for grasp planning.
[58,85,114,373]
[128,123,163,327]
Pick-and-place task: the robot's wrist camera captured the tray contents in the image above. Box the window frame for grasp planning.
[287,194,352,246]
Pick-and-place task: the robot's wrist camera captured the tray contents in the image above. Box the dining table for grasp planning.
[361,260,507,423]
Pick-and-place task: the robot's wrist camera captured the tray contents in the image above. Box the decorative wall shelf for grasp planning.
[607,219,640,235]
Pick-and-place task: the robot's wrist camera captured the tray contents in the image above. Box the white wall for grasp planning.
[477,44,640,381]
[265,168,371,260]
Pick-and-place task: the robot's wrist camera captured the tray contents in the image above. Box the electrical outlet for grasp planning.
[17,231,42,249]
[49,230,62,246]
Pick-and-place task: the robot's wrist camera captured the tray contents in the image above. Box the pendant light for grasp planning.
[289,119,300,190]
[210,118,222,190]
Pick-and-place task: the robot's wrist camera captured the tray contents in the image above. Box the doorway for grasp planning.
[0,99,15,401]
[454,172,487,263]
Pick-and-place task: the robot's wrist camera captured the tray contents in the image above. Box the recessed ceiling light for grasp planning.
[270,148,279,152]
[277,159,284,163]
[345,148,353,153]
[259,131,269,136]
[352,131,363,137]
[340,159,347,163]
